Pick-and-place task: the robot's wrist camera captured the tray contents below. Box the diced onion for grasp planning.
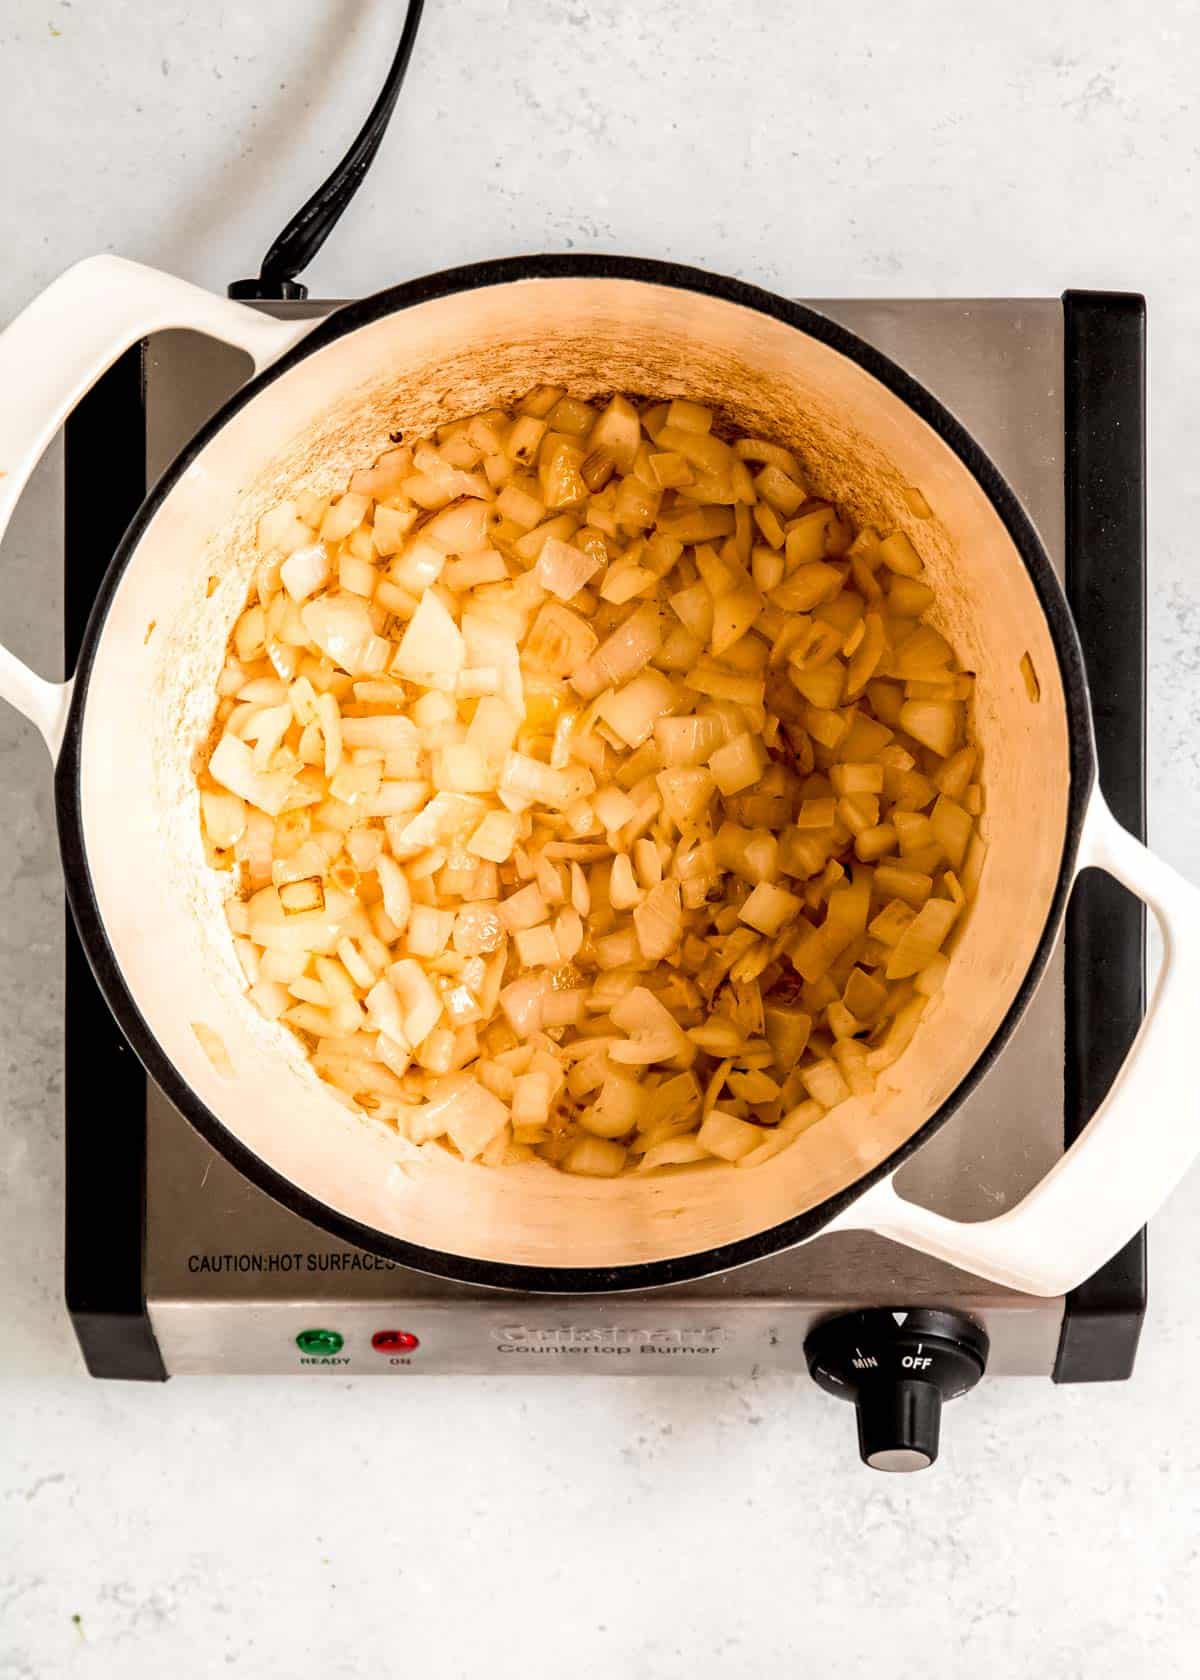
[280,543,331,603]
[536,536,601,601]
[201,383,981,1178]
[301,594,388,677]
[392,591,465,687]
[209,733,294,817]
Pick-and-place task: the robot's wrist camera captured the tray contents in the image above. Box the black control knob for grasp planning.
[805,1308,989,1473]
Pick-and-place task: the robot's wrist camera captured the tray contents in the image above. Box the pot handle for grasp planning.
[830,790,1200,1296]
[0,254,312,758]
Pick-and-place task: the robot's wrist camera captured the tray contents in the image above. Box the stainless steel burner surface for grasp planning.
[138,299,1075,1376]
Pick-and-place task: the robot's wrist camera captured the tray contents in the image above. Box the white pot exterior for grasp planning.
[2,255,1197,1294]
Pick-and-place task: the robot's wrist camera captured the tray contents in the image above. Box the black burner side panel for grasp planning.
[63,344,166,1380]
[1054,292,1148,1383]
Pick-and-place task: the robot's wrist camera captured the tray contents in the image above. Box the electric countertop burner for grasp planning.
[63,291,1147,1470]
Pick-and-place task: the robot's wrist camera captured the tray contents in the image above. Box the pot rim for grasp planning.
[53,253,1096,1294]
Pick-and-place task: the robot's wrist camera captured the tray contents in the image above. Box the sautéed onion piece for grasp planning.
[198,388,984,1177]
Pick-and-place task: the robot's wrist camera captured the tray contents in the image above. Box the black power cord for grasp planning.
[229,0,427,300]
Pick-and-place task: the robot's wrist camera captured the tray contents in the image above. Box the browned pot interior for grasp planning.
[76,273,1071,1275]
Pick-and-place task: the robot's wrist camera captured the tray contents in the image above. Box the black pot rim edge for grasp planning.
[52,253,1096,1295]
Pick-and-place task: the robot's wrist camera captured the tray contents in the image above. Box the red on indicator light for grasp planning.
[372,1329,420,1353]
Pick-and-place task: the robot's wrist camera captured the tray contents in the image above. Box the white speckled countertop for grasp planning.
[3,2,1199,1674]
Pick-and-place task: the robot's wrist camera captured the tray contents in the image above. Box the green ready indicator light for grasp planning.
[296,1328,344,1357]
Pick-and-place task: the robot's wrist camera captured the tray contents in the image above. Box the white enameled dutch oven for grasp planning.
[1,252,1196,1297]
